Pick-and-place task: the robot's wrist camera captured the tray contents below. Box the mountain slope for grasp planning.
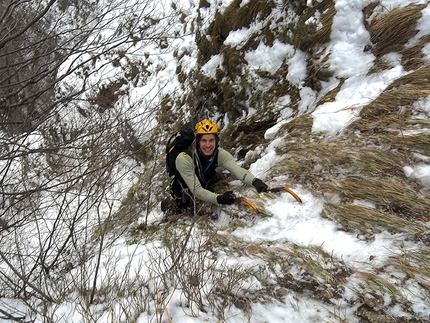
[141,0,430,322]
[2,0,430,322]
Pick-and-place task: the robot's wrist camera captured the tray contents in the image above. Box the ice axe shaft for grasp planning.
[235,196,259,213]
[268,186,302,203]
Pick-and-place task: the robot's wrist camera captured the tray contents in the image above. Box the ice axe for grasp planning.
[267,186,302,203]
[235,196,259,212]
[233,196,272,217]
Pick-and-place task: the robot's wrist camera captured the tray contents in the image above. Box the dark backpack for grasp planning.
[166,122,195,177]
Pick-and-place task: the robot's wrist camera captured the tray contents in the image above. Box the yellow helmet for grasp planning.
[195,119,219,135]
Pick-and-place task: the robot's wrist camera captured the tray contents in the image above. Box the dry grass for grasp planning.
[292,0,336,51]
[305,52,334,92]
[219,45,246,78]
[367,58,395,75]
[353,65,430,133]
[354,271,403,301]
[316,78,345,105]
[208,229,348,284]
[264,64,302,108]
[349,148,404,178]
[387,64,430,90]
[273,142,347,190]
[281,243,343,284]
[324,203,427,235]
[199,0,275,64]
[386,133,430,157]
[273,138,408,189]
[388,250,430,291]
[207,232,352,301]
[368,3,427,58]
[400,35,430,70]
[278,113,314,138]
[336,177,430,220]
[362,88,428,120]
[223,0,275,32]
[220,117,274,154]
[249,241,352,301]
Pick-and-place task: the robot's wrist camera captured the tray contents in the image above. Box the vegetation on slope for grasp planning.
[100,1,430,321]
[1,0,430,322]
[91,0,430,321]
[141,1,430,322]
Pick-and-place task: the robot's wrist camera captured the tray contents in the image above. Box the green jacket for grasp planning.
[175,148,256,204]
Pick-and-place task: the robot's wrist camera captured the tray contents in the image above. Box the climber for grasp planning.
[161,118,268,214]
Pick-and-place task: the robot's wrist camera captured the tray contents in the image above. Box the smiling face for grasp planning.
[198,134,217,156]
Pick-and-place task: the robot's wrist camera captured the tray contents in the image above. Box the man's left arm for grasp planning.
[218,148,269,192]
[217,148,255,185]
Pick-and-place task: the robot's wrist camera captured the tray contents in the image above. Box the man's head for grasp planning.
[195,119,219,157]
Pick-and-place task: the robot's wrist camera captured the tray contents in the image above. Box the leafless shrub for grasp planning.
[142,220,256,321]
[0,0,183,320]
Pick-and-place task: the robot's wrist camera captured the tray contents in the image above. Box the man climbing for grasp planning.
[161,118,269,214]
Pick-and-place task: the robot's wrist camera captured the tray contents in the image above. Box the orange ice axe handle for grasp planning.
[235,197,259,213]
[268,186,302,203]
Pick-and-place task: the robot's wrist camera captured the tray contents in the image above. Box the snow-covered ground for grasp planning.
[2,0,430,322]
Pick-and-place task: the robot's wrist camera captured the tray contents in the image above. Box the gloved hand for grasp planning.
[216,191,236,205]
[252,178,268,193]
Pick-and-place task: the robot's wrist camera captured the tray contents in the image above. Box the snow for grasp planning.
[404,164,430,187]
[330,0,375,78]
[148,1,430,321]
[311,63,405,135]
[244,41,295,72]
[2,0,430,322]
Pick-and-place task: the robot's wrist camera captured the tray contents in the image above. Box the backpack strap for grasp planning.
[166,133,178,154]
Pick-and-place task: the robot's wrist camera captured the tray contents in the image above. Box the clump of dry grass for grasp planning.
[276,1,336,92]
[272,140,349,188]
[368,3,427,58]
[387,65,430,90]
[272,137,409,191]
[219,45,246,78]
[324,203,427,235]
[291,0,336,51]
[349,148,405,178]
[271,243,352,301]
[223,0,275,32]
[386,133,430,157]
[400,35,430,70]
[206,229,352,300]
[353,271,403,306]
[278,113,314,138]
[305,52,334,92]
[199,0,275,64]
[352,65,430,133]
[363,87,428,121]
[336,177,430,220]
[316,78,345,105]
[367,58,395,75]
[388,249,430,291]
[283,244,344,283]
[220,116,274,155]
